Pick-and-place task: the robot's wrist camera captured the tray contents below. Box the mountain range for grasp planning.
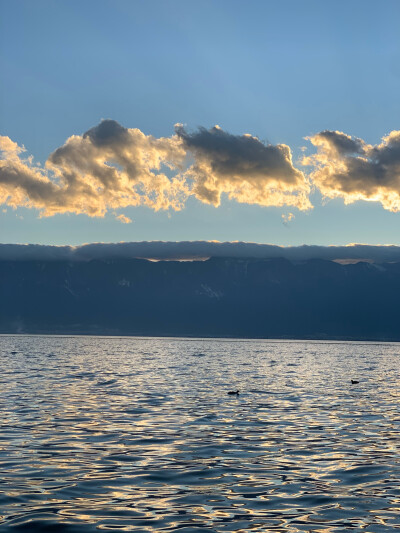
[1,256,399,340]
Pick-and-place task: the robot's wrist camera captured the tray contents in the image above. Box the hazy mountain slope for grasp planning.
[1,257,399,340]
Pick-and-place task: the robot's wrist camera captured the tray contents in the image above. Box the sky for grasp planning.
[1,0,400,246]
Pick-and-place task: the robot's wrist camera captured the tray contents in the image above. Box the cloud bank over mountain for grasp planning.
[2,241,400,263]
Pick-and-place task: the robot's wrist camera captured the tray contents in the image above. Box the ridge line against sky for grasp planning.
[2,120,400,220]
[2,241,400,263]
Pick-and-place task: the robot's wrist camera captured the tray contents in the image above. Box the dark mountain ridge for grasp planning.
[1,256,400,340]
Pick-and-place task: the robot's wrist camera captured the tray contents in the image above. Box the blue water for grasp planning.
[1,335,400,532]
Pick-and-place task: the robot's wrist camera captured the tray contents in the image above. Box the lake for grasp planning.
[1,335,400,532]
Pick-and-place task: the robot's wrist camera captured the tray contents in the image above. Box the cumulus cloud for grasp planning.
[0,136,62,213]
[175,124,312,210]
[0,120,188,217]
[2,241,400,263]
[5,122,400,216]
[0,120,313,217]
[304,129,400,211]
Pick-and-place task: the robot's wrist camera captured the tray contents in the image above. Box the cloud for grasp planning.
[282,212,295,225]
[115,214,132,224]
[5,122,400,217]
[0,120,313,218]
[0,120,188,217]
[175,124,312,210]
[2,241,400,263]
[304,129,400,211]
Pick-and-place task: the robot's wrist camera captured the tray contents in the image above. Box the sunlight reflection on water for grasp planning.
[1,336,400,532]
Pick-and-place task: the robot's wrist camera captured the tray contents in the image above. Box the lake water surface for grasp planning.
[1,335,400,532]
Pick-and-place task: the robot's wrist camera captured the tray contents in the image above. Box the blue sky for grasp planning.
[1,0,400,245]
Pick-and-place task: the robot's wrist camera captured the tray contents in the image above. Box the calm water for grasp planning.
[1,336,400,532]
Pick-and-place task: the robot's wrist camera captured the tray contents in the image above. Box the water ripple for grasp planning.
[0,336,400,531]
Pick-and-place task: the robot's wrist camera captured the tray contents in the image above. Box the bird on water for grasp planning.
[228,390,239,395]
[351,380,359,384]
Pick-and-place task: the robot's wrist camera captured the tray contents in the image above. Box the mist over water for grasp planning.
[1,336,400,532]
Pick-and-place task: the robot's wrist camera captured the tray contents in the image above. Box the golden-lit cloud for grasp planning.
[304,129,400,211]
[282,212,295,225]
[0,120,313,218]
[8,122,400,217]
[175,124,312,210]
[0,120,188,217]
[115,214,132,224]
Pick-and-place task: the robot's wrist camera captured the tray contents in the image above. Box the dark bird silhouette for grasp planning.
[228,390,239,395]
[351,380,359,384]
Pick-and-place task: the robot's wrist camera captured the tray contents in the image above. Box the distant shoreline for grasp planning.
[2,330,400,344]
[3,257,400,343]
